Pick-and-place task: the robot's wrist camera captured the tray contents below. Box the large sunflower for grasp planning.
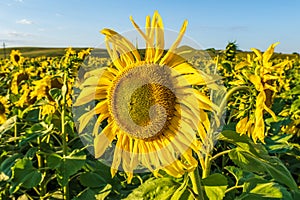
[74,11,218,182]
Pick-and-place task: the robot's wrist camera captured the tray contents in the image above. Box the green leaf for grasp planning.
[265,134,294,154]
[124,177,180,200]
[23,108,40,122]
[220,131,268,158]
[171,174,191,200]
[201,173,228,200]
[225,166,254,185]
[95,184,112,200]
[24,147,37,159]
[0,154,22,177]
[19,133,39,147]
[10,158,42,194]
[236,178,293,200]
[49,88,62,102]
[79,172,107,188]
[229,147,298,190]
[74,188,96,200]
[46,150,86,186]
[220,131,298,190]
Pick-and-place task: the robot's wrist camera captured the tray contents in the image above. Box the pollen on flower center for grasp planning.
[109,63,177,140]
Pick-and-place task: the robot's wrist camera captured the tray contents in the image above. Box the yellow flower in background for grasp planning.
[74,11,218,182]
[11,71,29,94]
[10,50,23,66]
[30,75,51,100]
[78,48,92,60]
[40,101,57,116]
[15,84,30,108]
[234,43,283,143]
[0,96,9,124]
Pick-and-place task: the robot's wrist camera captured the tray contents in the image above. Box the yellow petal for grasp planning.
[251,48,262,62]
[78,109,95,133]
[160,20,188,66]
[236,116,248,135]
[249,74,263,91]
[94,122,115,158]
[263,42,279,65]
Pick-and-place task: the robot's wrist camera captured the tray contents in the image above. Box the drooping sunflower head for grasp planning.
[0,96,9,124]
[74,11,222,182]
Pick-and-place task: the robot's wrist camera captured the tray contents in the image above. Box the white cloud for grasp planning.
[55,13,63,17]
[16,19,33,25]
[1,31,33,37]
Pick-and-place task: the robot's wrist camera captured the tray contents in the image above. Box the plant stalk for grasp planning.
[189,167,204,200]
[61,71,69,200]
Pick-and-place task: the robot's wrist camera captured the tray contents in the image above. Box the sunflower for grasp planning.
[15,83,30,108]
[40,101,57,116]
[10,50,23,66]
[30,75,51,100]
[235,43,282,143]
[0,96,9,124]
[74,11,218,182]
[11,67,35,94]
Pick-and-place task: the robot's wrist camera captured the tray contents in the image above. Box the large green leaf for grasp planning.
[202,173,228,200]
[79,172,107,188]
[236,178,293,200]
[0,154,22,177]
[229,147,297,190]
[221,131,298,190]
[124,177,180,200]
[10,158,42,194]
[46,150,86,186]
[220,131,268,158]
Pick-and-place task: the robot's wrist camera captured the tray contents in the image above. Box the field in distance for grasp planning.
[0,46,298,59]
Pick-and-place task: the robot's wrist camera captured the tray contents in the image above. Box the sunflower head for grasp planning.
[73,11,222,182]
[0,96,9,124]
[10,50,23,66]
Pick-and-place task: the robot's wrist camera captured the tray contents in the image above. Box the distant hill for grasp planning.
[176,45,298,60]
[0,47,109,59]
[0,46,297,60]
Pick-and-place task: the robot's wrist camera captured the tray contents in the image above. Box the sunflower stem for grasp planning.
[14,123,17,143]
[61,71,69,200]
[202,154,211,179]
[210,149,232,162]
[189,167,204,200]
[37,136,46,199]
[218,86,250,119]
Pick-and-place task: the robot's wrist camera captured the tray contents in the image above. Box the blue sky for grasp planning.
[0,0,299,53]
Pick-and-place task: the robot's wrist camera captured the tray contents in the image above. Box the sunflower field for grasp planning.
[0,12,300,200]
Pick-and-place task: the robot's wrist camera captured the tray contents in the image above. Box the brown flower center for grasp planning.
[109,64,177,140]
